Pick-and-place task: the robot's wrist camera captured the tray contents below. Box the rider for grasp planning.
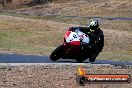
[69,19,104,62]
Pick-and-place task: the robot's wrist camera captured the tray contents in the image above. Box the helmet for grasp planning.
[89,20,99,31]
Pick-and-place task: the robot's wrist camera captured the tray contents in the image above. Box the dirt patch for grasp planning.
[0,64,131,88]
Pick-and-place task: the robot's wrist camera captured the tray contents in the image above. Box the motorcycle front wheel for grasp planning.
[75,57,86,63]
[89,54,96,62]
[50,45,64,61]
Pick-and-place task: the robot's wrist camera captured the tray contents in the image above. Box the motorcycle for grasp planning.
[50,28,94,62]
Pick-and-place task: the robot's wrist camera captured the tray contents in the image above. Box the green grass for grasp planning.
[0,30,31,48]
[0,29,58,55]
[98,51,132,61]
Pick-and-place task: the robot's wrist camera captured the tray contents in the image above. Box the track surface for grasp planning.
[0,53,132,66]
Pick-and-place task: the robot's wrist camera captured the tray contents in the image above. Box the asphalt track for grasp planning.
[0,53,132,66]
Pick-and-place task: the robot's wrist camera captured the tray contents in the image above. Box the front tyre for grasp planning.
[76,58,86,63]
[89,54,96,62]
[89,58,95,62]
[50,45,64,61]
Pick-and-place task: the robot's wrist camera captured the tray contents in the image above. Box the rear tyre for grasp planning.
[50,45,64,61]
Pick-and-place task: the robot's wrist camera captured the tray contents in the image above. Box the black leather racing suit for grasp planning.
[69,27,104,59]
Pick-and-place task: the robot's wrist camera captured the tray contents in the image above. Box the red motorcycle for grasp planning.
[50,28,93,62]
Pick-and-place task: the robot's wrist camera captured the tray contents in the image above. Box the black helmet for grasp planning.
[89,20,99,30]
